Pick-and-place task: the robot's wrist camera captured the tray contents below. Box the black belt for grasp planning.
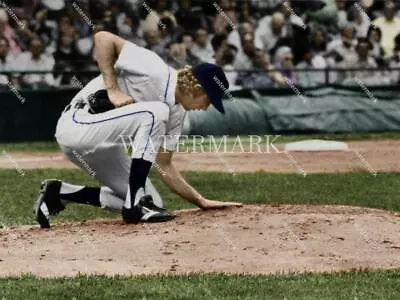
[63,100,87,114]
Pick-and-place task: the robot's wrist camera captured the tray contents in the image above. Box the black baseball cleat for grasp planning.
[122,195,175,224]
[33,179,65,229]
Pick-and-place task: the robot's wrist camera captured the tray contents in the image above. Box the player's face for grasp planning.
[181,89,210,111]
[191,92,210,110]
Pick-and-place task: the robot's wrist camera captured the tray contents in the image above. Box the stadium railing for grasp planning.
[0,67,400,90]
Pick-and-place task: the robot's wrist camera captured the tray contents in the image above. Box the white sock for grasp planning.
[98,181,163,212]
[59,182,86,205]
[99,187,124,212]
[145,178,163,208]
[124,186,145,209]
[60,182,85,194]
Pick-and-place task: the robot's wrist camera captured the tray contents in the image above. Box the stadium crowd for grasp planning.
[1,0,400,90]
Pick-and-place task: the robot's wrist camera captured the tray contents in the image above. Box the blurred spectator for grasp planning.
[0,9,20,57]
[341,37,384,84]
[238,50,274,89]
[9,0,40,19]
[389,45,400,84]
[177,32,201,65]
[211,33,228,54]
[395,33,400,51]
[174,0,207,32]
[239,49,285,88]
[326,25,357,63]
[178,32,195,53]
[191,28,214,63]
[0,37,15,85]
[239,0,256,26]
[274,46,297,84]
[153,0,170,15]
[215,46,238,89]
[41,0,65,12]
[164,41,189,69]
[109,0,124,27]
[117,10,134,38]
[212,33,238,88]
[116,10,145,46]
[14,18,34,53]
[102,9,118,34]
[142,0,170,33]
[227,22,263,54]
[276,1,296,37]
[76,24,100,59]
[164,32,200,69]
[54,28,85,85]
[70,1,94,38]
[58,15,74,37]
[372,1,400,57]
[144,29,165,57]
[158,13,182,48]
[255,12,288,53]
[213,0,238,34]
[347,4,371,37]
[296,48,327,87]
[310,27,328,56]
[17,37,55,88]
[0,0,399,91]
[54,30,80,64]
[367,26,385,64]
[335,0,349,30]
[359,0,375,16]
[31,8,58,52]
[233,32,257,70]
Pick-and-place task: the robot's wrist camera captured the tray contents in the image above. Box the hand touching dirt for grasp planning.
[199,199,243,210]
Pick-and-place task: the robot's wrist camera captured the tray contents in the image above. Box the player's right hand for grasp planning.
[107,88,133,107]
[199,199,243,210]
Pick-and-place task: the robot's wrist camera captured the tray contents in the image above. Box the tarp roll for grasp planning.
[184,86,400,135]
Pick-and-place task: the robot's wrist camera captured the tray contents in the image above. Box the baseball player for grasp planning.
[33,31,242,228]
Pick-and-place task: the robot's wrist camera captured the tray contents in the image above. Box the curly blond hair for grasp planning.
[177,66,204,96]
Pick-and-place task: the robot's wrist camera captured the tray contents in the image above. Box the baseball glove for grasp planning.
[88,89,115,114]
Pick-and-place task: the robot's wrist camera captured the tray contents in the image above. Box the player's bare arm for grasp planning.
[93,31,133,107]
[155,150,242,209]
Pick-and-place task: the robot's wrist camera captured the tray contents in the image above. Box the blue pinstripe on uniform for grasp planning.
[71,65,172,159]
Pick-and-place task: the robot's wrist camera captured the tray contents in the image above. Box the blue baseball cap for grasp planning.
[192,63,229,114]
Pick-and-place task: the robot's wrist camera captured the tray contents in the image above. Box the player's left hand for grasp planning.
[199,199,243,210]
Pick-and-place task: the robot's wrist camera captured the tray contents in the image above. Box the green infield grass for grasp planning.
[0,270,399,299]
[0,169,399,226]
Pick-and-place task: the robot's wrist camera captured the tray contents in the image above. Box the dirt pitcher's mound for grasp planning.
[1,205,400,278]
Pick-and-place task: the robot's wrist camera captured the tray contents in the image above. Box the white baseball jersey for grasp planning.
[55,41,186,208]
[66,41,186,152]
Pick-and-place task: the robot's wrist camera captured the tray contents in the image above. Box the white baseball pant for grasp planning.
[55,101,170,209]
